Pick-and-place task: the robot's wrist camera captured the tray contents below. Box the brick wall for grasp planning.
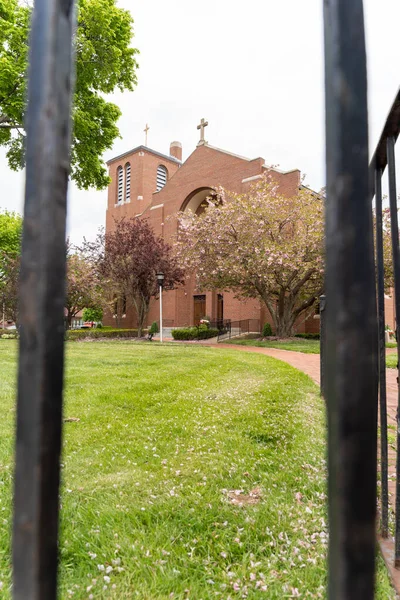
[104,141,308,333]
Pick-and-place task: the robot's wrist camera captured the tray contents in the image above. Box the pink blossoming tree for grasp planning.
[175,174,325,338]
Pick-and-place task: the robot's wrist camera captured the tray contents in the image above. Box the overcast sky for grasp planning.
[0,0,399,244]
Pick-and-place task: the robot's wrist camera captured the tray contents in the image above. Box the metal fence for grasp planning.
[323,1,399,597]
[11,0,400,598]
[217,319,261,342]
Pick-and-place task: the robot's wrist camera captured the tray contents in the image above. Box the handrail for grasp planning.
[369,87,400,199]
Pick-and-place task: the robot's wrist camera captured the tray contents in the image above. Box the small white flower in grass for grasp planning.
[89,596,94,600]
[88,552,97,559]
[112,558,121,566]
[86,585,92,592]
[250,573,256,581]
[104,575,110,584]
[220,551,227,558]
[97,564,105,571]
[233,582,240,591]
[105,566,113,574]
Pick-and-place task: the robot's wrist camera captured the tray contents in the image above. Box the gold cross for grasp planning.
[144,123,150,146]
[197,118,208,143]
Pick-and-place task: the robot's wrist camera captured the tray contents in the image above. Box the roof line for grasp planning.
[106,145,182,166]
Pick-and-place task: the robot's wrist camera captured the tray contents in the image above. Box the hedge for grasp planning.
[66,328,143,341]
[171,326,219,341]
[295,332,320,340]
[0,329,17,339]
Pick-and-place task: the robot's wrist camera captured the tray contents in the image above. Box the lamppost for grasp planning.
[157,272,165,342]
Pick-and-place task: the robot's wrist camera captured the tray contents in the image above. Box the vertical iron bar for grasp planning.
[387,136,400,564]
[375,167,389,538]
[320,295,326,398]
[12,0,76,599]
[324,0,378,598]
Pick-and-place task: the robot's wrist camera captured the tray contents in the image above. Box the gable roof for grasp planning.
[107,145,182,166]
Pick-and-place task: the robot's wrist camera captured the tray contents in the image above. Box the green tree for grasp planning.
[0,0,139,190]
[82,306,103,323]
[0,210,22,255]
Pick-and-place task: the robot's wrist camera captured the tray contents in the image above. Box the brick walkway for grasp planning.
[213,343,400,592]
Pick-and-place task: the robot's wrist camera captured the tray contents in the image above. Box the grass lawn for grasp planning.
[225,338,321,354]
[0,341,394,599]
[386,354,398,369]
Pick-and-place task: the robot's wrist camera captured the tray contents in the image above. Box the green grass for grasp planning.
[0,341,395,599]
[386,354,398,369]
[225,338,321,354]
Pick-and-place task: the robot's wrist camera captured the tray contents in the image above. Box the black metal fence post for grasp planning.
[324,1,378,598]
[375,167,389,538]
[12,0,76,599]
[319,294,326,398]
[387,135,400,564]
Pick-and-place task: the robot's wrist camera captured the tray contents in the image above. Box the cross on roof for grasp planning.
[197,118,208,144]
[144,123,150,146]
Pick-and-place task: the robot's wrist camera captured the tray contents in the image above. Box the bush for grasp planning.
[66,328,142,341]
[82,307,103,323]
[148,321,159,335]
[171,326,219,341]
[262,323,273,337]
[295,332,320,340]
[0,333,17,339]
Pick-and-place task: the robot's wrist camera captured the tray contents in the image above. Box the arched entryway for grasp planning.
[180,187,216,216]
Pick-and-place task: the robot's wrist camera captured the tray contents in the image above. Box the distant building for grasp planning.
[103,123,350,334]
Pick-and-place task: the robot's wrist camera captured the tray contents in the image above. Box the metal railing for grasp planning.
[323,0,400,596]
[217,319,260,342]
[11,0,400,598]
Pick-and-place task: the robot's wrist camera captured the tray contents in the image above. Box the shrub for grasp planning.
[171,326,219,341]
[66,328,142,341]
[148,321,159,335]
[262,323,273,337]
[295,333,320,340]
[82,307,104,323]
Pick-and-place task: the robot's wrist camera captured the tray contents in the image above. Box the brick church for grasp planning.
[105,121,321,334]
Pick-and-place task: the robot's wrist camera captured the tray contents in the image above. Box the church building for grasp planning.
[104,121,321,334]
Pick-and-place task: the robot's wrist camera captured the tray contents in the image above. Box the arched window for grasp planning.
[125,163,131,201]
[117,166,123,204]
[156,165,168,191]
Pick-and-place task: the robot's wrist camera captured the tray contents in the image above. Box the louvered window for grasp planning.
[156,165,168,191]
[125,163,131,201]
[117,166,123,204]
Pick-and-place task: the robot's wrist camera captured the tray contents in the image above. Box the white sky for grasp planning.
[0,0,399,244]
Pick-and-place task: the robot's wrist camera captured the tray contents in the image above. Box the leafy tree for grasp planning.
[0,0,139,190]
[84,219,185,337]
[82,306,103,323]
[0,251,19,324]
[176,175,325,338]
[0,210,22,255]
[65,243,101,327]
[0,210,22,323]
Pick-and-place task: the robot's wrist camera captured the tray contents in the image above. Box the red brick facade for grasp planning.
[105,139,320,333]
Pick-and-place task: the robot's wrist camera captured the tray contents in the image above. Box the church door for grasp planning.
[217,294,224,325]
[193,295,206,325]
